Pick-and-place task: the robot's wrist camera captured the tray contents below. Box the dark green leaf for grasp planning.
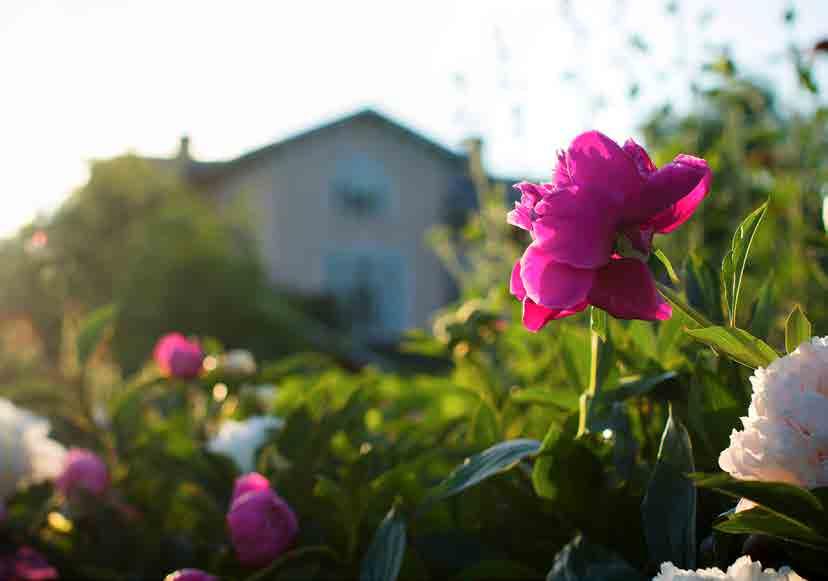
[655,282,714,330]
[428,439,540,503]
[510,387,578,410]
[450,560,541,580]
[721,202,768,326]
[716,508,828,549]
[360,506,407,581]
[749,275,775,339]
[691,473,827,532]
[685,253,723,323]
[684,326,778,369]
[76,303,118,367]
[654,248,680,285]
[602,372,678,402]
[546,535,646,581]
[785,305,811,353]
[642,408,696,569]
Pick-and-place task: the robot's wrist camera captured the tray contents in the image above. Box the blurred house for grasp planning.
[158,109,482,342]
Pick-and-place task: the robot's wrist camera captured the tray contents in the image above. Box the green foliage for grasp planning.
[721,201,768,326]
[785,305,811,353]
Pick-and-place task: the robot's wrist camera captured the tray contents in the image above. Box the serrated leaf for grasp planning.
[641,408,697,570]
[785,305,812,353]
[360,506,407,581]
[721,202,768,326]
[684,326,778,369]
[427,439,540,503]
[76,304,118,368]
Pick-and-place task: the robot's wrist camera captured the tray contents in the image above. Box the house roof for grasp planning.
[184,108,470,185]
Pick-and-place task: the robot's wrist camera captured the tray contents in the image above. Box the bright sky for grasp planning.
[1,0,826,236]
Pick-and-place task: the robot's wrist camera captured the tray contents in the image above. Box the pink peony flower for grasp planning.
[227,489,298,568]
[153,333,204,379]
[55,448,109,498]
[163,569,217,581]
[0,547,58,581]
[508,131,711,331]
[231,472,272,504]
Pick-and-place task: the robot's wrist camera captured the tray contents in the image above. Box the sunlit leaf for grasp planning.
[721,202,768,326]
[684,326,778,369]
[785,305,811,353]
[428,439,540,503]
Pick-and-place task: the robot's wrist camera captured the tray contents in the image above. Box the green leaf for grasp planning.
[450,560,541,580]
[641,407,697,570]
[510,387,578,410]
[785,305,812,353]
[360,506,407,581]
[716,508,828,549]
[546,535,646,581]
[602,372,678,402]
[655,282,714,330]
[684,326,778,369]
[749,275,775,339]
[76,304,118,368]
[691,473,827,532]
[721,202,768,326]
[685,253,723,323]
[653,248,680,284]
[428,439,540,503]
[590,307,608,342]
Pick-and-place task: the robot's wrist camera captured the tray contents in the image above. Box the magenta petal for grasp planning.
[644,155,712,233]
[522,298,587,332]
[622,138,657,178]
[510,260,526,300]
[553,131,643,206]
[587,258,671,321]
[519,243,595,310]
[623,154,711,229]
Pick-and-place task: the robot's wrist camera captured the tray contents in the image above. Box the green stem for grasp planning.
[577,330,602,437]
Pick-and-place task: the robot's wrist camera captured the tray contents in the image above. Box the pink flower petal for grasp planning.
[510,260,526,301]
[623,154,712,231]
[522,298,587,332]
[622,138,657,178]
[587,258,671,321]
[519,243,595,310]
[553,131,643,207]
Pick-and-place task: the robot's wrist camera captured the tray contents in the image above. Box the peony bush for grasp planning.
[2,61,827,578]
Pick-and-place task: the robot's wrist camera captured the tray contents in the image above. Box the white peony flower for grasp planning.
[653,556,805,580]
[0,398,66,501]
[207,415,283,473]
[219,349,257,376]
[719,337,828,490]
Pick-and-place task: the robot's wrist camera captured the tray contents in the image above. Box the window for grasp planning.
[330,155,393,218]
[324,250,405,340]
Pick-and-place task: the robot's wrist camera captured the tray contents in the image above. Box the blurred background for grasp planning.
[1,0,827,377]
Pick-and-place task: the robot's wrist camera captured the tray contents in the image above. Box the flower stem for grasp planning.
[577,329,602,437]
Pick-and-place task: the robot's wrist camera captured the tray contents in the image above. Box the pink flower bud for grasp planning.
[153,333,204,379]
[0,547,58,581]
[231,472,271,504]
[55,448,109,498]
[227,489,298,568]
[163,569,218,581]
